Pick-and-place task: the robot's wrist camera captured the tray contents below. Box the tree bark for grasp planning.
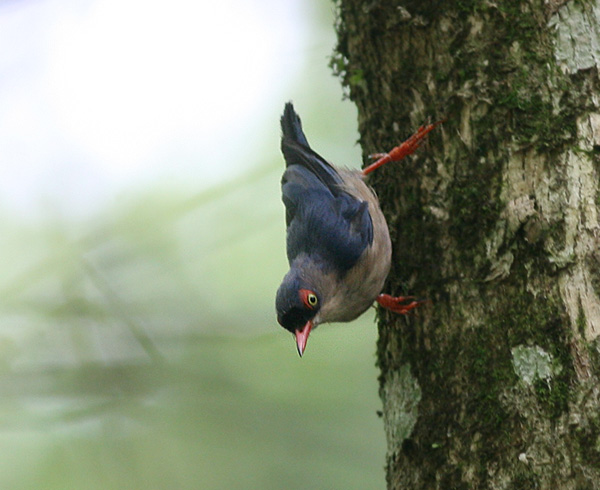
[334,1,600,488]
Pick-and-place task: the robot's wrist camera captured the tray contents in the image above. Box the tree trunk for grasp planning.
[334,1,600,488]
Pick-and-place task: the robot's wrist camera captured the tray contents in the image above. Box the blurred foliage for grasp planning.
[0,164,385,489]
[0,1,386,489]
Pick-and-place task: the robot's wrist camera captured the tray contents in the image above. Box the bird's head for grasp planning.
[276,270,321,357]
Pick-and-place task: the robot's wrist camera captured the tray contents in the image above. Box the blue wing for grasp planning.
[280,103,373,273]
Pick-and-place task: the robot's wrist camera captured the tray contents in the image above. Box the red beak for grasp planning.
[295,320,313,357]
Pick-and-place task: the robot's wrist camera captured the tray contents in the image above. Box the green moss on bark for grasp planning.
[448,167,501,260]
[335,0,600,487]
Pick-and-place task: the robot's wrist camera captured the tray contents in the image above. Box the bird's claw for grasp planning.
[362,119,444,176]
[376,294,426,314]
[368,152,389,160]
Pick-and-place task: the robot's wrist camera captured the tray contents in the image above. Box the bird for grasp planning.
[275,102,441,356]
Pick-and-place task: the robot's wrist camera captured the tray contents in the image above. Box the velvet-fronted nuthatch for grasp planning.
[276,103,441,356]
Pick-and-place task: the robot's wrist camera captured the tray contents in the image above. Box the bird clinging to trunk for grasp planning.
[275,103,440,356]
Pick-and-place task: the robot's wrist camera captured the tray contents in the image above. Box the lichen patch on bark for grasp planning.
[511,344,556,385]
[381,365,421,455]
[551,0,600,74]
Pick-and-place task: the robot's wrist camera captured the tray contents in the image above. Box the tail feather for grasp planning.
[280,103,342,192]
[281,102,310,148]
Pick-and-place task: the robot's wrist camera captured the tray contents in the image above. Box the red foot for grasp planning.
[362,119,444,176]
[376,294,427,314]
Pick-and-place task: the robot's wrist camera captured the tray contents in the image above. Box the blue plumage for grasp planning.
[280,103,373,274]
[276,102,438,356]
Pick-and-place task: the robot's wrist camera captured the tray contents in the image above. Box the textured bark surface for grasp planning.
[333,0,600,488]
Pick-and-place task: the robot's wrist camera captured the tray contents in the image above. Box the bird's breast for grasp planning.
[317,170,392,324]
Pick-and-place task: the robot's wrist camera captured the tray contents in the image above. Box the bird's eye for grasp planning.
[299,288,319,309]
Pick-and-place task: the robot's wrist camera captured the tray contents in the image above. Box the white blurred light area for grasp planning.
[0,0,305,217]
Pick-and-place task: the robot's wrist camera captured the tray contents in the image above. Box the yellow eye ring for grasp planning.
[299,289,318,309]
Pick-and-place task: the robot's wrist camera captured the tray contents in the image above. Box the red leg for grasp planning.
[376,294,427,314]
[362,120,444,176]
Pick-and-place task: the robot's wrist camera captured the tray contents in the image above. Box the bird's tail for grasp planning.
[280,103,342,190]
[281,102,310,148]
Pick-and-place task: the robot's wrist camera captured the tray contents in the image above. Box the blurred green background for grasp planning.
[0,0,386,488]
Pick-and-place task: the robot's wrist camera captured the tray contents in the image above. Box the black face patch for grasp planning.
[277,306,313,333]
[276,267,320,333]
